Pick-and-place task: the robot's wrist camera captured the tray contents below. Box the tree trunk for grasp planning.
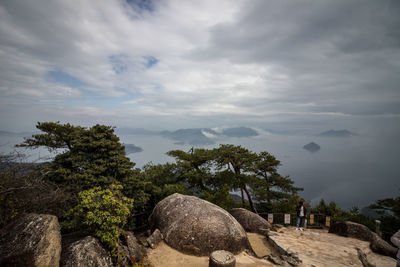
[266,186,271,205]
[209,250,236,267]
[240,188,245,208]
[243,185,257,214]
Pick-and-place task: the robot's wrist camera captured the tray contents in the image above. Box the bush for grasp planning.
[0,153,76,228]
[63,185,133,249]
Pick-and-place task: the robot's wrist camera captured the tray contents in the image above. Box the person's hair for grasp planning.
[299,201,303,205]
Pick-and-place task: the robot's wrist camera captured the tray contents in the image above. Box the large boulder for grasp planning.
[0,213,61,267]
[149,193,250,256]
[230,208,271,235]
[60,236,113,267]
[369,232,397,258]
[329,221,372,241]
[329,221,397,258]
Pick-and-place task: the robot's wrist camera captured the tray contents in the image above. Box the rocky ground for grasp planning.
[147,227,396,267]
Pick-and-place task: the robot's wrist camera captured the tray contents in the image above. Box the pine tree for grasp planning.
[18,122,136,187]
[251,151,303,208]
[213,144,259,213]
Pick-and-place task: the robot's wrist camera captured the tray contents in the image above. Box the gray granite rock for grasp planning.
[230,208,271,235]
[149,193,250,256]
[0,213,61,267]
[60,236,112,267]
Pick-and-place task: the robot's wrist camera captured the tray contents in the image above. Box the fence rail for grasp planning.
[258,212,331,228]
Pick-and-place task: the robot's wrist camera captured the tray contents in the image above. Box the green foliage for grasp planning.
[164,145,302,214]
[0,153,76,228]
[212,144,259,212]
[166,148,214,193]
[203,185,237,210]
[18,122,135,187]
[252,151,303,208]
[369,196,400,218]
[121,168,151,213]
[257,197,299,214]
[142,162,187,205]
[379,215,400,241]
[312,199,375,230]
[17,122,150,230]
[63,185,133,249]
[368,193,400,241]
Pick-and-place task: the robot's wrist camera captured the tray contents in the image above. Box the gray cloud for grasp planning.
[191,0,400,118]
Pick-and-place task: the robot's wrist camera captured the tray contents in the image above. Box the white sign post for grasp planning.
[284,213,291,224]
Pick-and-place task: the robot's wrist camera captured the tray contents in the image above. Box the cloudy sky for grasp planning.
[1,0,399,132]
[1,0,400,207]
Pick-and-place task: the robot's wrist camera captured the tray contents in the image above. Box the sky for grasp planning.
[0,0,399,208]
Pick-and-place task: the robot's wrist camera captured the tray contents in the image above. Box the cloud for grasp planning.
[1,0,398,131]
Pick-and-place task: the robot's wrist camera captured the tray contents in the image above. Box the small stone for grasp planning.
[146,229,163,249]
[281,254,302,266]
[268,254,284,265]
[209,250,236,267]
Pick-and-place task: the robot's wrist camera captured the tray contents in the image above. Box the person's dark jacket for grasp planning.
[296,204,307,217]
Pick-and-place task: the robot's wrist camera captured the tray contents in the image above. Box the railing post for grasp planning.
[325,216,330,227]
[375,220,381,234]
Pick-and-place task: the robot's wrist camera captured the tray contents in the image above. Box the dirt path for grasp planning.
[147,240,273,267]
[147,229,396,267]
[270,227,396,267]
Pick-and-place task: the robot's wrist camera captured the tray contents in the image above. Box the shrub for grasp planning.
[63,185,133,249]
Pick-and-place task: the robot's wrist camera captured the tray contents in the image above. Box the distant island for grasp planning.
[165,127,259,145]
[115,126,259,146]
[222,127,258,138]
[124,144,143,154]
[165,128,217,145]
[303,142,321,153]
[116,128,165,135]
[319,129,356,137]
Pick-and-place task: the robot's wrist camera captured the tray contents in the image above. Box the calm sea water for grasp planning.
[1,131,398,209]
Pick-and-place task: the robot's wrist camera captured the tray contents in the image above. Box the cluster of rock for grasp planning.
[1,193,396,267]
[0,194,264,266]
[329,221,397,258]
[0,214,147,267]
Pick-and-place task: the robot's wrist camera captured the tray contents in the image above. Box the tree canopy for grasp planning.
[369,196,400,218]
[252,151,303,209]
[165,144,303,213]
[18,122,136,187]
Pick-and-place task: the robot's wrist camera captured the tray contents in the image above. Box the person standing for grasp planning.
[391,229,400,267]
[296,200,307,231]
